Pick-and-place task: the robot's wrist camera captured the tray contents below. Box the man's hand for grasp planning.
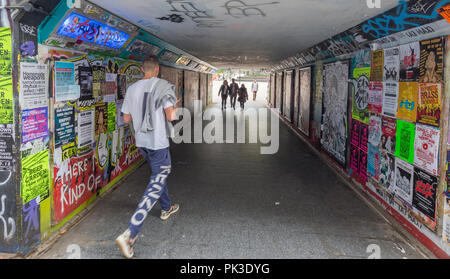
[165,106,177,122]
[123,113,132,124]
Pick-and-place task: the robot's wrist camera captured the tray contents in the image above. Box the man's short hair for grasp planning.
[142,55,159,72]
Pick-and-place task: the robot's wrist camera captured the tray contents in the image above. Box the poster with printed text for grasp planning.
[383,47,400,82]
[350,144,359,174]
[79,66,93,100]
[368,115,382,147]
[0,77,13,124]
[417,83,441,127]
[359,150,368,182]
[414,124,440,176]
[95,102,108,135]
[360,122,369,154]
[368,82,383,114]
[400,42,420,81]
[0,125,14,171]
[92,66,106,98]
[380,151,395,191]
[395,120,415,165]
[117,74,127,100]
[21,107,49,144]
[105,73,118,97]
[321,61,349,166]
[351,119,361,147]
[107,103,116,133]
[413,168,438,221]
[116,101,127,128]
[368,143,381,181]
[299,67,311,136]
[419,37,443,83]
[397,82,418,122]
[382,82,399,118]
[381,116,396,154]
[77,109,95,148]
[19,63,48,109]
[394,157,414,205]
[21,149,50,205]
[55,61,80,102]
[351,67,370,124]
[370,50,384,82]
[0,28,12,76]
[55,105,75,148]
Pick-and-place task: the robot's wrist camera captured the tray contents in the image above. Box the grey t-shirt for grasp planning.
[121,77,172,150]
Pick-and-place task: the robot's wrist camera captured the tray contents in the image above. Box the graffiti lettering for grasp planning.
[19,23,37,37]
[157,14,185,23]
[166,0,225,28]
[223,0,279,18]
[23,198,40,239]
[408,0,438,14]
[0,195,15,241]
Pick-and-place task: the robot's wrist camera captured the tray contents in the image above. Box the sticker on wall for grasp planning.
[55,105,75,148]
[79,66,93,100]
[397,82,418,122]
[21,107,49,144]
[414,124,440,176]
[382,82,398,118]
[19,63,48,110]
[368,82,383,114]
[399,42,420,81]
[413,168,438,222]
[55,61,80,102]
[0,77,13,124]
[21,149,50,205]
[380,116,396,154]
[395,120,415,165]
[380,151,395,191]
[351,67,370,124]
[370,50,384,82]
[0,28,12,76]
[383,47,400,82]
[417,83,442,127]
[419,37,443,83]
[0,124,14,172]
[394,157,414,205]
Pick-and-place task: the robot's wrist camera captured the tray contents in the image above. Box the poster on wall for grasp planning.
[299,67,311,136]
[359,150,368,182]
[107,102,116,133]
[77,108,95,148]
[93,66,106,98]
[382,82,399,118]
[95,102,108,135]
[350,143,359,174]
[444,197,450,243]
[21,149,50,205]
[117,74,127,100]
[18,16,39,58]
[0,28,12,76]
[419,37,443,83]
[321,61,349,166]
[368,82,383,114]
[116,101,127,128]
[55,61,80,102]
[105,73,118,97]
[95,133,111,190]
[79,66,93,100]
[360,122,369,153]
[395,120,415,165]
[417,83,442,127]
[0,125,14,171]
[380,151,395,191]
[351,67,370,124]
[368,143,381,181]
[370,50,384,82]
[414,124,440,176]
[0,76,13,124]
[380,116,396,154]
[413,168,438,221]
[19,63,48,109]
[394,157,414,205]
[53,151,95,223]
[383,47,400,82]
[397,82,418,122]
[21,107,49,144]
[399,42,420,81]
[55,105,75,148]
[368,115,382,147]
[351,119,361,146]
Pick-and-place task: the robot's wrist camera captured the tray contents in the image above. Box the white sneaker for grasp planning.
[115,229,136,259]
[160,204,180,221]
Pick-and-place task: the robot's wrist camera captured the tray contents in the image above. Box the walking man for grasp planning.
[238,84,249,110]
[251,79,259,101]
[229,78,239,110]
[116,55,180,259]
[218,80,230,110]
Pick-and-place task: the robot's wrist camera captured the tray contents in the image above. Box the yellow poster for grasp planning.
[21,150,50,204]
[397,82,418,122]
[0,28,11,76]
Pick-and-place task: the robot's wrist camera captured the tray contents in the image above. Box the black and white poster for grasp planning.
[382,82,399,118]
[394,157,414,205]
[383,47,400,82]
[117,74,127,100]
[413,168,438,221]
[0,124,13,171]
[77,109,95,148]
[79,66,93,100]
[19,62,48,110]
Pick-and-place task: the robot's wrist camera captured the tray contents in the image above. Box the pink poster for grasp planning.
[368,82,383,114]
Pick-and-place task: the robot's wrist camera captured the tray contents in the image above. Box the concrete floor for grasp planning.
[35,102,427,259]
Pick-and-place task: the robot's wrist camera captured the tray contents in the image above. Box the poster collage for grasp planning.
[349,37,445,231]
[20,47,145,225]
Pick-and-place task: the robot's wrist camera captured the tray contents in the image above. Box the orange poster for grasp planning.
[397,82,418,122]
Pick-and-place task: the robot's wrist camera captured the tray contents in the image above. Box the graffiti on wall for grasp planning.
[0,195,15,241]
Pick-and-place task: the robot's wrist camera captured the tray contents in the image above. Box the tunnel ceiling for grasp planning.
[89,0,399,69]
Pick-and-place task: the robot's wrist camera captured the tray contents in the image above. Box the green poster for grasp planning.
[107,102,116,133]
[351,67,371,124]
[0,28,11,76]
[0,77,13,124]
[21,150,50,204]
[395,120,415,164]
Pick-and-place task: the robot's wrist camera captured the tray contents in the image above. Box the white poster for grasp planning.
[77,109,94,148]
[394,157,414,205]
[20,62,48,109]
[383,47,400,82]
[414,124,440,176]
[382,82,399,118]
[443,197,450,244]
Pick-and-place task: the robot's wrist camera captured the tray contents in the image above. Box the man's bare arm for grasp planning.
[123,113,132,124]
[165,106,176,122]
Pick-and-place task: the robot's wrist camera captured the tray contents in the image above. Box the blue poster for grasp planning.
[368,143,381,181]
[55,61,80,102]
